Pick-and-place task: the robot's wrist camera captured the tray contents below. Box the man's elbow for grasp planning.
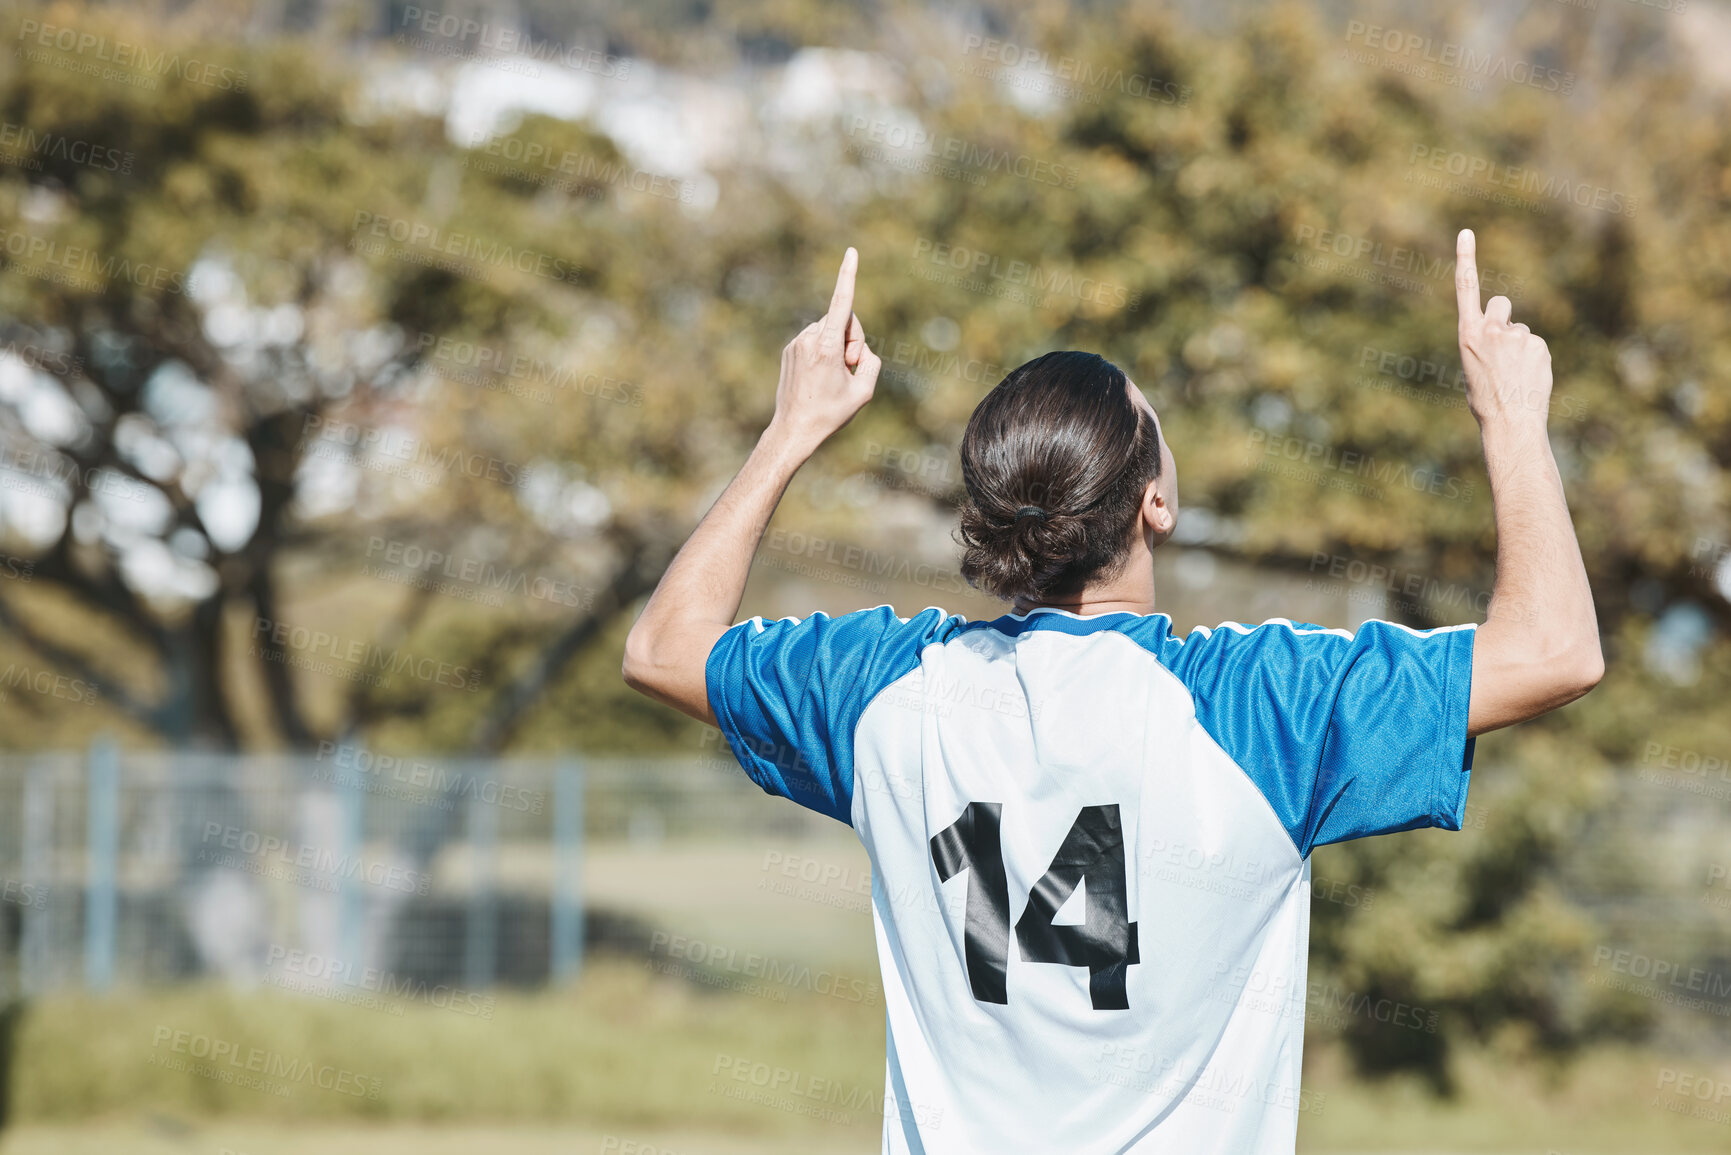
[1557,640,1605,701]
[621,655,649,696]
[621,628,660,696]
[1574,643,1606,694]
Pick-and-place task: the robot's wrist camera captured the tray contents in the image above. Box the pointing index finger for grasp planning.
[1455,229,1482,326]
[822,247,858,347]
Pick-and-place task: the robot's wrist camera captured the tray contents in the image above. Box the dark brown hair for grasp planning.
[956,351,1162,605]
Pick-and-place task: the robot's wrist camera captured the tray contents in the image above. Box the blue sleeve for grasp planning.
[704,605,951,825]
[1163,618,1477,855]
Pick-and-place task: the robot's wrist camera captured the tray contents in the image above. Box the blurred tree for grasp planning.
[0,9,678,754]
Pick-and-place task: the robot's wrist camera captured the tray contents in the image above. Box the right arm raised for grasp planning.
[1455,228,1603,737]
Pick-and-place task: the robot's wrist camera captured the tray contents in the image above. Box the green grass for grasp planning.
[9,959,885,1143]
[7,960,1731,1152]
[0,1122,854,1155]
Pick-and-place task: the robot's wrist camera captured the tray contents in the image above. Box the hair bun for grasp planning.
[954,350,1163,604]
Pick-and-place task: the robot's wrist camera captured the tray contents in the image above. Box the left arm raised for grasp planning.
[621,248,881,725]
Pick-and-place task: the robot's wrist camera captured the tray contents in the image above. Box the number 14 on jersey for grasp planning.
[930,802,1140,1010]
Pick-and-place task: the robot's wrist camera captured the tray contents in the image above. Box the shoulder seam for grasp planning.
[1083,626,1309,858]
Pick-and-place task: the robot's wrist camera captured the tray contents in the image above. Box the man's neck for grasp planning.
[1012,584,1157,618]
[1010,550,1159,618]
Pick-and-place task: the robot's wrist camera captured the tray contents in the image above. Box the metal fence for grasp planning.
[0,737,827,999]
[9,735,1731,1039]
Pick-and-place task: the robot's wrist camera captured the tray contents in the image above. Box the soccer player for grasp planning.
[621,233,1601,1153]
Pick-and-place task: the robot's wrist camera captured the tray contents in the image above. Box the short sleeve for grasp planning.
[1163,618,1477,855]
[704,605,953,825]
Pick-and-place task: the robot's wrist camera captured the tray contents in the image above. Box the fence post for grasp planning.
[464,772,498,990]
[336,759,365,973]
[20,759,53,996]
[551,759,584,983]
[84,738,120,992]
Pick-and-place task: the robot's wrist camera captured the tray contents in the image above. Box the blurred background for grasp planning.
[0,0,1727,1151]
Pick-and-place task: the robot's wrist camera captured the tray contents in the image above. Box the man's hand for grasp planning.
[1456,228,1603,737]
[622,247,880,726]
[1455,230,1553,427]
[768,247,882,458]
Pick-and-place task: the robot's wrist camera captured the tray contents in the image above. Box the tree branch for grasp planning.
[0,593,159,726]
[467,538,662,755]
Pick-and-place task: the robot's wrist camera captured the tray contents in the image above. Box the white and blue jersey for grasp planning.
[706,605,1476,1154]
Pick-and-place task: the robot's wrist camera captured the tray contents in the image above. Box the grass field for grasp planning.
[7,959,1730,1154]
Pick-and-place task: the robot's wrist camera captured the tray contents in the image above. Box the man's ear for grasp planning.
[1143,477,1175,542]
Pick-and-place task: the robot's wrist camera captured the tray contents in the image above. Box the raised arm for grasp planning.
[1455,229,1603,736]
[621,248,882,725]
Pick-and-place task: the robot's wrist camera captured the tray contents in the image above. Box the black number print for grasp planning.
[1014,804,1139,1010]
[931,802,1139,1009]
[929,801,1010,1004]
